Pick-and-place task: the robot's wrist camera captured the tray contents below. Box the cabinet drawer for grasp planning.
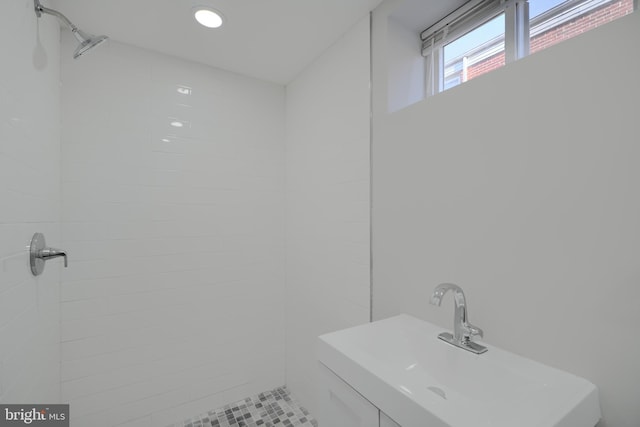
[318,362,380,427]
[380,412,401,427]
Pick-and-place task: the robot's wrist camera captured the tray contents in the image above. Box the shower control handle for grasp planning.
[38,247,68,267]
[30,233,68,276]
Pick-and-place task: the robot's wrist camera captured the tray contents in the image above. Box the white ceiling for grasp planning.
[51,0,384,85]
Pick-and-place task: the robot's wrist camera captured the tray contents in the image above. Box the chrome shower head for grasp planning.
[72,30,109,59]
[34,0,109,59]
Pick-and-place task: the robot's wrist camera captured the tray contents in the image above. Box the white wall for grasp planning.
[386,16,425,113]
[0,0,61,404]
[372,6,640,427]
[285,15,371,416]
[60,36,286,426]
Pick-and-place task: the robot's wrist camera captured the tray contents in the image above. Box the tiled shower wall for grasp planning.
[285,15,371,416]
[60,36,286,426]
[0,0,61,403]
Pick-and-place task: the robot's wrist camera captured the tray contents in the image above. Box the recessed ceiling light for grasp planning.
[170,121,184,128]
[193,7,224,29]
[177,86,192,95]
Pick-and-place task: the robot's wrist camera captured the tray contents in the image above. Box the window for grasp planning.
[529,0,635,54]
[421,0,634,96]
[443,13,506,91]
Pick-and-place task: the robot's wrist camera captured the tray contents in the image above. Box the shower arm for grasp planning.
[34,0,79,33]
[33,0,109,60]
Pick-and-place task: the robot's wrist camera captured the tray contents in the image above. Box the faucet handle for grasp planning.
[40,247,68,267]
[30,233,69,276]
[465,323,483,340]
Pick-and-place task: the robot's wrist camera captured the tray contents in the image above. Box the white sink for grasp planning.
[318,315,600,427]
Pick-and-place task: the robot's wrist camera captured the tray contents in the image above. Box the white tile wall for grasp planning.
[0,0,61,404]
[284,15,371,416]
[60,36,286,426]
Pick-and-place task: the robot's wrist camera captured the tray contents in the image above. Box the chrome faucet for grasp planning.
[430,283,487,354]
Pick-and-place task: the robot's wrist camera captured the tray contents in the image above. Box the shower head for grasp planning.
[34,0,109,59]
[72,30,109,59]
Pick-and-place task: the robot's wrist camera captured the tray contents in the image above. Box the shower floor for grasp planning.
[171,387,318,427]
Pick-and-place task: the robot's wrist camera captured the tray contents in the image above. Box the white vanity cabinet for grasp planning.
[319,363,401,427]
[380,412,402,427]
[318,315,601,427]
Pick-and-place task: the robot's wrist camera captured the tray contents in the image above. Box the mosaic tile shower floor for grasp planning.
[170,387,318,427]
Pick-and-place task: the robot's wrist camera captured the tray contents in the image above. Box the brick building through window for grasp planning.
[444,0,634,88]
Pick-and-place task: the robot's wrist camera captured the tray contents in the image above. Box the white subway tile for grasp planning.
[284,16,371,417]
[61,36,286,424]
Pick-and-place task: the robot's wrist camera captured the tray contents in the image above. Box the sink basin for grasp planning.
[318,314,600,427]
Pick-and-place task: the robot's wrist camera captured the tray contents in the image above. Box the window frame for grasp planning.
[421,0,636,96]
[422,0,530,96]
